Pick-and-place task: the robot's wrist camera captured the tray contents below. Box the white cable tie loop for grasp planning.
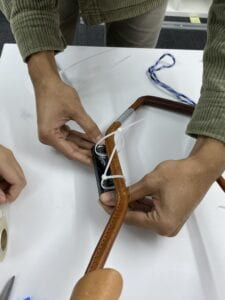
[94,130,118,157]
[101,175,125,190]
[122,118,145,134]
[96,118,145,190]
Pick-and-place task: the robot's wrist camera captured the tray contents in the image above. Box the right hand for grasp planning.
[28,51,102,165]
[0,145,26,203]
[100,137,225,236]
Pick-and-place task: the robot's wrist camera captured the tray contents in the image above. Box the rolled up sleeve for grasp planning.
[187,0,225,143]
[0,0,66,60]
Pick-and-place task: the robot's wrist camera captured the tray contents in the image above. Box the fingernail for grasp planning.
[100,193,116,206]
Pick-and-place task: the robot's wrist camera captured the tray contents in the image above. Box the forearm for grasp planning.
[187,0,225,143]
[27,52,101,164]
[28,51,61,89]
[0,0,66,61]
[189,136,225,182]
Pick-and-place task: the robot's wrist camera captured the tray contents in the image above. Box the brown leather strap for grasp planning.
[130,95,194,115]
[86,96,225,274]
[86,121,128,273]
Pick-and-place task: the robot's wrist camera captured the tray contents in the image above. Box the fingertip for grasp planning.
[0,195,7,203]
[75,155,93,167]
[76,114,102,143]
[0,189,6,202]
[100,191,116,206]
[7,182,26,202]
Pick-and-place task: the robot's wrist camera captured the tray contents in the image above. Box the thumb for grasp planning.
[73,108,102,143]
[100,173,159,207]
[128,173,159,203]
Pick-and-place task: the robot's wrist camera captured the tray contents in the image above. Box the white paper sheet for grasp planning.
[0,45,224,300]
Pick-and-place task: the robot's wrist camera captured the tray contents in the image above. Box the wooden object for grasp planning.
[70,269,123,300]
[71,96,225,300]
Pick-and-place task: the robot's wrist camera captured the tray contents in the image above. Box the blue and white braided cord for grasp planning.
[147,53,195,106]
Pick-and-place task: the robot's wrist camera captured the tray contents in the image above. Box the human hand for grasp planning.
[0,145,26,203]
[100,137,225,236]
[28,51,102,165]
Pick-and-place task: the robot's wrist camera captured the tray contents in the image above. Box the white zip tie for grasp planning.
[95,119,145,190]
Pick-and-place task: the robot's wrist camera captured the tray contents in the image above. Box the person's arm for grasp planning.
[0,0,65,60]
[186,0,225,142]
[100,0,225,235]
[100,137,225,236]
[28,51,102,165]
[0,145,26,203]
[0,1,102,164]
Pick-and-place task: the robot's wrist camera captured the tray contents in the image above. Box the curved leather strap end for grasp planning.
[70,268,123,300]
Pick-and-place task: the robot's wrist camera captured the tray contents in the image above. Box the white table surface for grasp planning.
[0,44,224,300]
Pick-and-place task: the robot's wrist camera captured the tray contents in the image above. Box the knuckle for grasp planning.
[155,160,175,174]
[154,161,168,172]
[0,150,14,164]
[143,174,151,185]
[159,219,178,237]
[142,172,159,191]
[17,175,27,188]
[166,230,178,238]
[1,147,13,159]
[38,129,51,144]
[87,127,97,138]
[85,124,99,138]
[167,230,178,237]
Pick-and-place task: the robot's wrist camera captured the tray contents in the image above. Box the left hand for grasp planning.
[100,137,225,236]
[28,51,102,165]
[0,145,26,203]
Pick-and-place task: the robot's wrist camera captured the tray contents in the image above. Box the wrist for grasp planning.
[189,137,225,179]
[28,51,61,90]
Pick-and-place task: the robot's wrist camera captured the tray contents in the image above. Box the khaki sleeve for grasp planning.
[186,0,225,143]
[0,0,66,60]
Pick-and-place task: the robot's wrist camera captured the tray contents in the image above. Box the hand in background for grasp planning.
[100,137,225,236]
[28,51,102,165]
[0,145,26,203]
